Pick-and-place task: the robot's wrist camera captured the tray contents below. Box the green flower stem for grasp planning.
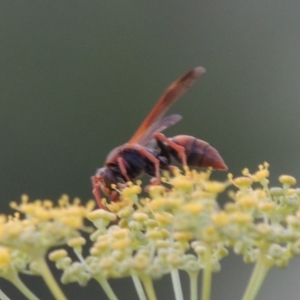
[171,269,183,300]
[131,274,147,300]
[6,271,40,300]
[0,288,10,300]
[95,276,119,300]
[202,245,212,300]
[35,256,67,300]
[140,275,157,300]
[242,254,272,300]
[188,272,199,300]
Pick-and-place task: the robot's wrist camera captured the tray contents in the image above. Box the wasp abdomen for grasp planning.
[170,135,227,170]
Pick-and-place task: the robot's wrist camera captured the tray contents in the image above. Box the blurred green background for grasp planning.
[1,0,300,299]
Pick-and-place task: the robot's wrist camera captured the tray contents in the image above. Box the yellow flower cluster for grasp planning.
[1,164,300,300]
[0,195,95,300]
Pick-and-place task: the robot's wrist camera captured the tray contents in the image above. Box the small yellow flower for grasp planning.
[133,254,150,270]
[67,237,86,248]
[87,209,116,222]
[154,212,173,225]
[111,238,131,250]
[182,202,204,214]
[211,212,230,227]
[170,175,193,191]
[148,185,166,197]
[258,202,276,212]
[173,231,193,242]
[238,196,258,209]
[230,212,253,225]
[146,229,164,240]
[0,247,11,270]
[233,177,253,188]
[202,226,219,243]
[49,249,68,262]
[132,212,148,223]
[279,175,297,186]
[253,169,269,182]
[147,197,168,210]
[204,181,227,194]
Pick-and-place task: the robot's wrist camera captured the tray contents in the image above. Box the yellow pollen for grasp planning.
[133,254,150,270]
[173,231,193,241]
[211,212,230,226]
[287,189,296,196]
[122,187,135,197]
[111,228,130,239]
[87,209,116,222]
[204,181,226,194]
[230,212,253,225]
[106,202,121,212]
[49,249,68,262]
[238,196,258,208]
[132,212,148,222]
[182,203,204,214]
[117,206,134,219]
[148,185,166,197]
[202,226,219,242]
[147,197,168,210]
[258,202,276,212]
[99,257,115,269]
[67,237,86,248]
[154,212,173,225]
[233,177,253,188]
[112,238,131,250]
[224,203,240,213]
[170,176,193,191]
[146,229,163,240]
[242,168,250,176]
[118,219,128,228]
[21,194,29,203]
[279,175,297,186]
[0,247,11,270]
[253,169,269,182]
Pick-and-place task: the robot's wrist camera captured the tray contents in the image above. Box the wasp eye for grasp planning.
[96,167,117,189]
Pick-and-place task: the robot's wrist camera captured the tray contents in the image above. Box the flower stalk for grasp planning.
[188,272,199,300]
[242,254,273,300]
[0,289,10,300]
[201,245,213,300]
[140,275,157,300]
[5,271,40,300]
[94,276,119,300]
[171,269,184,300]
[131,274,147,300]
[35,256,67,300]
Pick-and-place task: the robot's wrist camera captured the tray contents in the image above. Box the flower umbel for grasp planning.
[1,165,300,300]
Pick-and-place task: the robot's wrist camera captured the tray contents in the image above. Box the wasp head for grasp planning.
[93,166,120,206]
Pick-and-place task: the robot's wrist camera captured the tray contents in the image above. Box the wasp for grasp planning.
[92,67,227,209]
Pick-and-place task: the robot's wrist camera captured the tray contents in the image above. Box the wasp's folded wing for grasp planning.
[138,114,182,146]
[128,67,206,145]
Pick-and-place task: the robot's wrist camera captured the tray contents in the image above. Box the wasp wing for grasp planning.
[128,67,206,145]
[137,114,182,146]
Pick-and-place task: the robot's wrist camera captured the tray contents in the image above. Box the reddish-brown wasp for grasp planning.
[92,67,227,209]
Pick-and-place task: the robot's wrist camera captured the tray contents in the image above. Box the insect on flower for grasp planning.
[92,67,227,209]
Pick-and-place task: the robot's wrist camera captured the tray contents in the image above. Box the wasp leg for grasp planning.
[121,144,161,184]
[117,157,131,182]
[136,146,161,184]
[91,176,107,210]
[154,133,187,166]
[156,137,171,164]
